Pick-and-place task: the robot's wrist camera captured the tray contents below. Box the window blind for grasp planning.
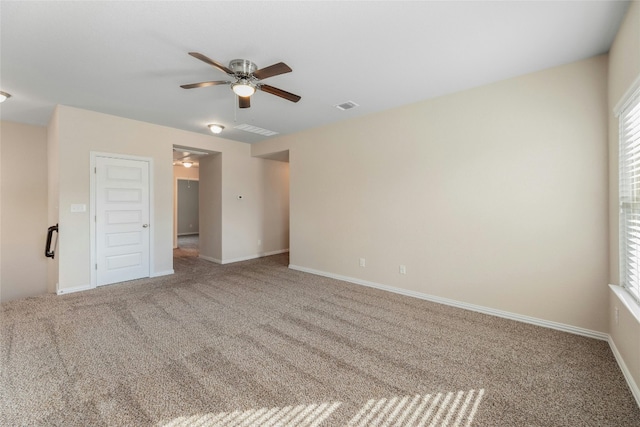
[619,89,640,304]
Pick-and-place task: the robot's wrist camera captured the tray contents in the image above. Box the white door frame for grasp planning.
[90,151,155,289]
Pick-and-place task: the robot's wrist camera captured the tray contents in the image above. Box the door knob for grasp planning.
[142,224,149,228]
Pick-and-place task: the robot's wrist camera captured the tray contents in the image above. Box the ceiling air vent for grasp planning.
[234,124,279,137]
[335,101,359,111]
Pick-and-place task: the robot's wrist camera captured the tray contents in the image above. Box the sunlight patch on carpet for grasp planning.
[158,389,484,427]
[347,389,485,427]
[159,401,342,427]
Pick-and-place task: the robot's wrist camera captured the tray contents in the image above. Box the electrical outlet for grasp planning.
[359,258,366,267]
[615,306,619,325]
[399,265,407,275]
[258,239,262,246]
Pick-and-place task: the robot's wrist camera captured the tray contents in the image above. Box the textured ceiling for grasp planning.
[0,1,630,144]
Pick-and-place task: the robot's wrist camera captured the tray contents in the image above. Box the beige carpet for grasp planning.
[1,249,639,426]
[177,234,199,255]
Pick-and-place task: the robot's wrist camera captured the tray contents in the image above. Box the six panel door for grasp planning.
[96,156,150,286]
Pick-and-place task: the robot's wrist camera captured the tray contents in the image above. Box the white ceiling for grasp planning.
[0,1,630,144]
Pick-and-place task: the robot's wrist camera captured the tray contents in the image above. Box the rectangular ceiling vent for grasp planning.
[234,124,279,137]
[335,101,359,111]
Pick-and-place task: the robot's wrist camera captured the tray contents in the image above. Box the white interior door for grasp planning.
[96,156,150,286]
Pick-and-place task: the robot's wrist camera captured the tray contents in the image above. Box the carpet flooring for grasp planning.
[1,247,639,426]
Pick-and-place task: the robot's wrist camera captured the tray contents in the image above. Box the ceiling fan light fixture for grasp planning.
[208,124,225,134]
[0,91,11,103]
[231,82,256,97]
[182,161,193,168]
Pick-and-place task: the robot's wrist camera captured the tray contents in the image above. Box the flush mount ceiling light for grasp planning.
[231,81,256,97]
[208,124,225,134]
[0,91,11,103]
[182,162,193,168]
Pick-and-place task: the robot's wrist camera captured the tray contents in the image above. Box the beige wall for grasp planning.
[51,105,289,292]
[254,55,609,333]
[608,0,640,402]
[47,108,60,294]
[173,164,200,181]
[55,106,173,289]
[220,152,289,262]
[261,159,290,254]
[199,154,222,261]
[191,151,290,263]
[0,121,48,302]
[221,149,264,261]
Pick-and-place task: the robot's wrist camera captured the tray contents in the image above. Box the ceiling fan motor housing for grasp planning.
[229,59,258,77]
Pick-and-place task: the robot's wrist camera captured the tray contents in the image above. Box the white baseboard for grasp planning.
[57,270,174,294]
[57,284,94,295]
[266,249,290,256]
[608,336,640,408]
[199,255,222,264]
[201,249,289,265]
[151,269,174,278]
[220,255,258,264]
[288,264,608,341]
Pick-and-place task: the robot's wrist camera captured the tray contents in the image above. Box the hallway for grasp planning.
[174,234,198,258]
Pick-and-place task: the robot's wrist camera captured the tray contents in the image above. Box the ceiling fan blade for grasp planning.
[180,80,230,89]
[253,62,292,80]
[239,96,251,109]
[259,84,301,103]
[188,52,233,75]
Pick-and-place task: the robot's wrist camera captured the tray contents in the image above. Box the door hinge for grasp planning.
[94,167,97,174]
[95,264,98,270]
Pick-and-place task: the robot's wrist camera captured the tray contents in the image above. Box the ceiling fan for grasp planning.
[180,52,301,109]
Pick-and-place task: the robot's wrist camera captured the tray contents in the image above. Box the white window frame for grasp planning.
[618,81,640,305]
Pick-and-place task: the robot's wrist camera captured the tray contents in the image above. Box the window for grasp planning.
[619,88,640,304]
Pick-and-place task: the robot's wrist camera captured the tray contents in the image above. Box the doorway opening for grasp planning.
[173,145,219,261]
[177,178,199,256]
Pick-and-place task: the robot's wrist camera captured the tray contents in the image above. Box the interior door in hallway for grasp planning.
[96,156,150,286]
